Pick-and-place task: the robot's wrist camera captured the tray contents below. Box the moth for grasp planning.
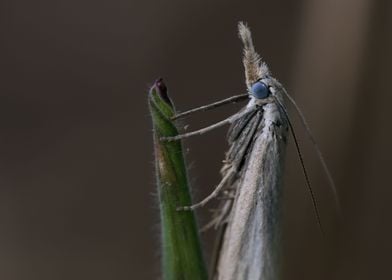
[164,22,339,280]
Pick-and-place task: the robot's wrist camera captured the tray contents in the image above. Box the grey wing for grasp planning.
[215,103,288,280]
[208,108,265,277]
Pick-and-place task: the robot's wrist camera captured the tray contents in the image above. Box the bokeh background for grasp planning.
[1,0,391,279]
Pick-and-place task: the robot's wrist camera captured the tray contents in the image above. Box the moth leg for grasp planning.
[162,107,257,141]
[200,203,230,232]
[162,117,233,141]
[172,94,249,120]
[220,189,235,199]
[178,168,234,211]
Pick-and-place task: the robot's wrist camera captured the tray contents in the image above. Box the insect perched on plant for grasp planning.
[163,22,340,280]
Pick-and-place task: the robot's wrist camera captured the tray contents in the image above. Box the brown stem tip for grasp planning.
[154,78,173,108]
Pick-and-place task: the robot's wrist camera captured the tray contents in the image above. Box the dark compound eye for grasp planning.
[250,81,270,99]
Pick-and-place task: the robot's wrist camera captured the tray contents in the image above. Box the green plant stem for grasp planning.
[149,78,208,280]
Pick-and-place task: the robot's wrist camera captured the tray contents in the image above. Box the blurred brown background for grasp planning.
[0,0,391,279]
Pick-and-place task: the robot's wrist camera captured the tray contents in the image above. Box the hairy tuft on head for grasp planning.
[238,22,270,89]
[238,22,255,52]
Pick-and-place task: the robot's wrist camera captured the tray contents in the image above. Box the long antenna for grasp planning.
[275,97,324,236]
[283,91,341,215]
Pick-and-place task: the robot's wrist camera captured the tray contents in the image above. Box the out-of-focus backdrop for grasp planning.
[0,0,391,279]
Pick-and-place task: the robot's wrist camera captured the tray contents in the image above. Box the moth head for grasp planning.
[250,80,270,99]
